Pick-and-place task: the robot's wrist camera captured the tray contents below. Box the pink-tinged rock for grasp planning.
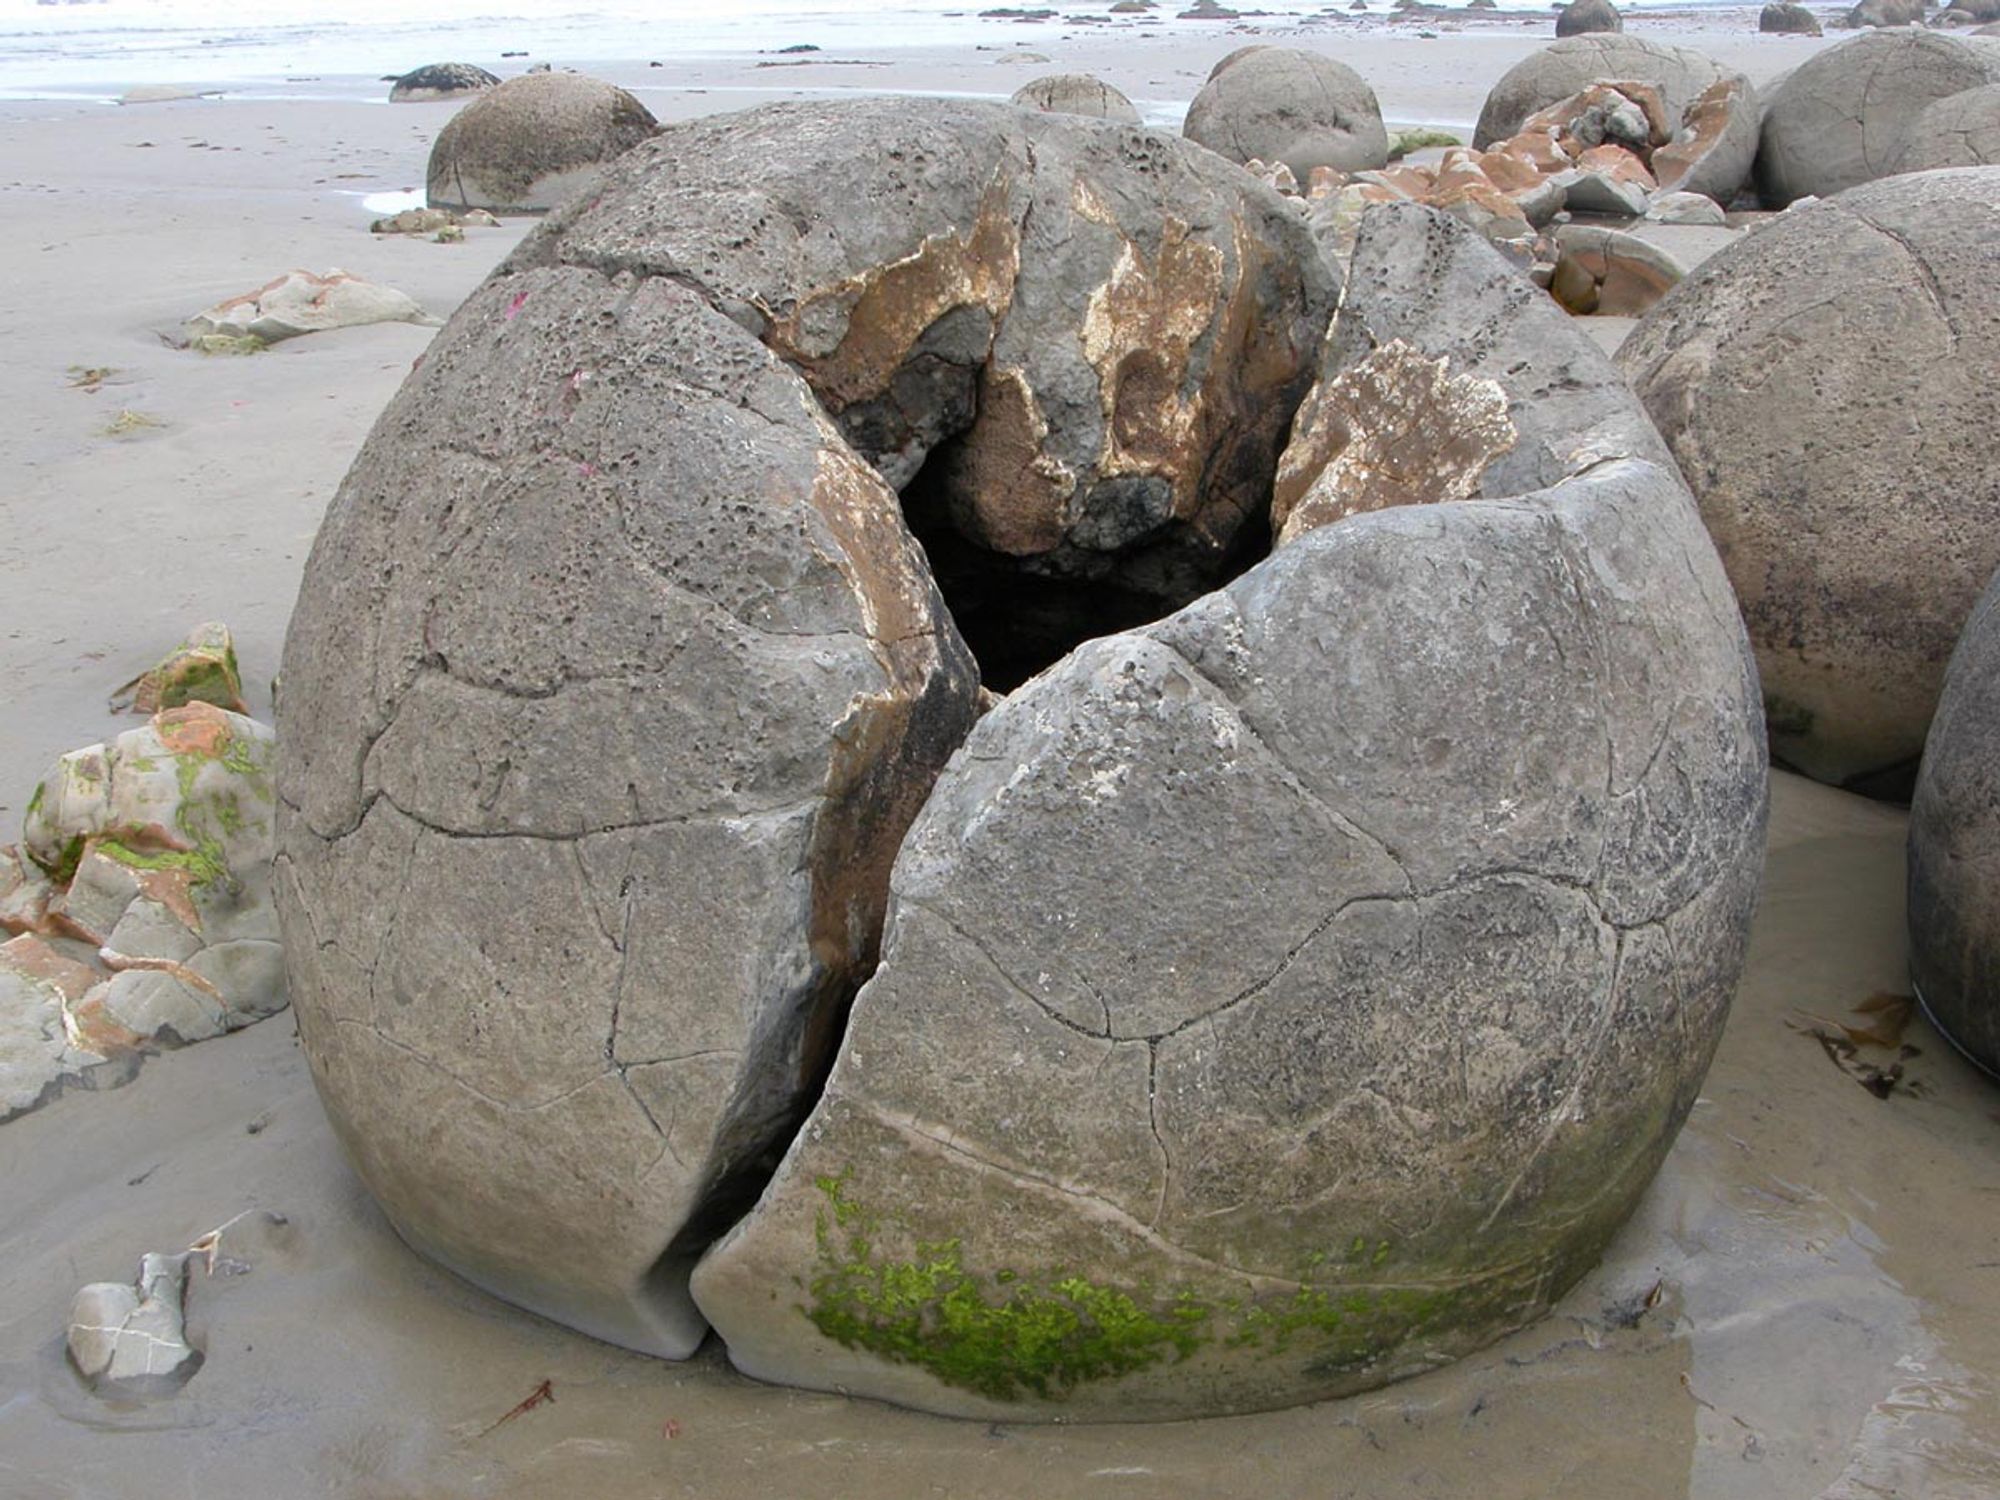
[182,269,432,346]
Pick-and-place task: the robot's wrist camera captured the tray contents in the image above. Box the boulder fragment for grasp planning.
[68,1252,201,1393]
[182,270,430,345]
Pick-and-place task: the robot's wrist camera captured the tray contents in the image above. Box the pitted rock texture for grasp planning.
[689,203,1766,1422]
[389,62,498,103]
[1473,37,1737,151]
[1909,566,2000,1077]
[1010,73,1142,123]
[513,99,1338,685]
[1891,82,2000,171]
[1181,46,1390,183]
[1754,31,2000,205]
[425,71,658,214]
[1620,167,2000,792]
[279,100,1334,1365]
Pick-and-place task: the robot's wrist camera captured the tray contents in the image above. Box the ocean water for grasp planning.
[0,0,1697,97]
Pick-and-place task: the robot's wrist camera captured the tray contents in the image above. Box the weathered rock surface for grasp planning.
[1,704,284,1121]
[1755,31,2000,204]
[1620,167,2000,789]
[426,71,658,214]
[1474,36,1737,149]
[279,99,1335,1365]
[110,621,248,716]
[388,62,498,103]
[690,203,1766,1421]
[1650,76,1759,203]
[182,269,430,345]
[67,1252,200,1393]
[1010,72,1142,122]
[1891,81,2000,168]
[1760,1,1823,32]
[1556,0,1623,35]
[1841,0,1924,24]
[1549,223,1686,315]
[1182,46,1390,182]
[1908,566,2000,1076]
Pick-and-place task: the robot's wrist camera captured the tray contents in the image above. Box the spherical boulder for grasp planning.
[388,61,498,103]
[1474,36,1736,148]
[1010,73,1143,123]
[279,99,1337,1368]
[1891,81,2000,168]
[1755,31,2000,204]
[425,71,658,214]
[1182,46,1389,181]
[1556,0,1623,35]
[1760,2,1822,33]
[1619,167,2000,790]
[690,203,1766,1420]
[1909,567,2000,1077]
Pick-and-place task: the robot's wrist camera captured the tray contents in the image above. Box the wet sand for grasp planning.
[7,17,1998,1500]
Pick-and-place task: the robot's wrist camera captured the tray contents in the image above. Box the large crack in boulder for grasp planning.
[278,100,1336,1365]
[687,203,1767,1420]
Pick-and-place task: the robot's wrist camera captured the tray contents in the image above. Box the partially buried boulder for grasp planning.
[1556,0,1623,35]
[388,61,498,103]
[1760,2,1822,31]
[1182,45,1389,181]
[1755,30,2000,204]
[690,202,1766,1419]
[426,70,658,214]
[182,269,429,346]
[1891,81,2000,169]
[1619,167,2000,790]
[1841,0,1924,24]
[1010,73,1142,122]
[1908,565,2000,1077]
[278,99,1336,1365]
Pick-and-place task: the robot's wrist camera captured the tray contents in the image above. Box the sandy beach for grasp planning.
[9,11,2000,1498]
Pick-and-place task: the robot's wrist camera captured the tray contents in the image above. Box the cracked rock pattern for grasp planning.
[278,100,1333,1366]
[1891,82,2000,173]
[1754,31,2000,206]
[1619,167,2000,792]
[690,204,1766,1421]
[1,704,283,1121]
[1473,36,1740,158]
[67,1252,201,1393]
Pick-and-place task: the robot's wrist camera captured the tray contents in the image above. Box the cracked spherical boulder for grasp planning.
[1755,31,2000,205]
[689,203,1767,1421]
[1909,567,2000,1077]
[1891,82,2000,171]
[425,71,658,214]
[1555,0,1623,36]
[1182,46,1389,183]
[1010,73,1142,123]
[1619,168,2000,792]
[1474,36,1738,150]
[278,99,1336,1364]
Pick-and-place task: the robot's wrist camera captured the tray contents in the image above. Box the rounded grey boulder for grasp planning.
[1182,45,1389,180]
[1556,0,1623,35]
[1619,167,2000,790]
[1755,31,2000,204]
[1909,566,2000,1077]
[1759,1,1822,32]
[1841,0,1925,24]
[1891,81,2000,169]
[690,203,1766,1420]
[280,98,1337,1370]
[1010,73,1142,122]
[388,61,498,103]
[425,71,658,214]
[1473,35,1735,148]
